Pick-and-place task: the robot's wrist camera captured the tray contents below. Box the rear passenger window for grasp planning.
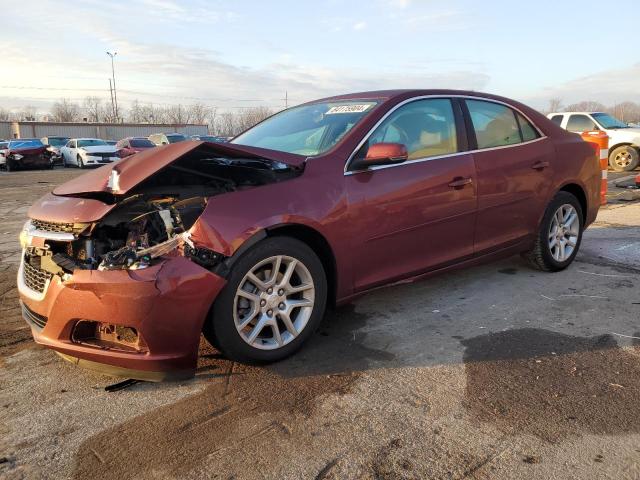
[550,115,563,126]
[466,100,521,149]
[516,113,540,142]
[566,114,597,133]
[364,98,458,161]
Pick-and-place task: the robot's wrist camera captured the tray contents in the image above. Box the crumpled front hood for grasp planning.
[53,141,305,196]
[10,146,47,156]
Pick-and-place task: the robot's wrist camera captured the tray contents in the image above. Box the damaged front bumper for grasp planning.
[18,253,226,381]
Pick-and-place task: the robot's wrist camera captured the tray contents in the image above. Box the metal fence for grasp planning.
[0,121,209,141]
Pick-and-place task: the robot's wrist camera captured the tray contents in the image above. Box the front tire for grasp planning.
[609,146,639,172]
[523,191,583,272]
[204,237,327,363]
[77,155,84,169]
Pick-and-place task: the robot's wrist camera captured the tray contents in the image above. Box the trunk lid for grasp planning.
[54,141,305,196]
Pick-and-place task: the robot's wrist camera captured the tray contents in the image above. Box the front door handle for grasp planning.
[531,160,549,170]
[448,176,473,189]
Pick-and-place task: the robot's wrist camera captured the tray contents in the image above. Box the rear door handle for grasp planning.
[448,176,473,189]
[531,160,549,170]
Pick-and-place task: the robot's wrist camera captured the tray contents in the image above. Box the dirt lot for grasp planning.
[1,168,640,480]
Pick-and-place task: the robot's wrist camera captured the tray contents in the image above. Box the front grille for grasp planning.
[21,301,48,330]
[22,258,52,293]
[30,219,75,233]
[89,152,115,159]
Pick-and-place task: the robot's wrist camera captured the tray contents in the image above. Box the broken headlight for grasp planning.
[98,232,187,271]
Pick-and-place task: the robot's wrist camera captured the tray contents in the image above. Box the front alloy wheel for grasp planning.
[234,255,314,350]
[205,237,327,363]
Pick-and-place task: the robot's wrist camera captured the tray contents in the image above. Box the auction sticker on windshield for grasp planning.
[325,104,373,114]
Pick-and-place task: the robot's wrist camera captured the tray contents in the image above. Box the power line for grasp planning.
[0,85,298,103]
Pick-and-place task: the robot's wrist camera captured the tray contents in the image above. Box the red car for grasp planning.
[18,90,600,381]
[4,138,54,171]
[115,137,157,158]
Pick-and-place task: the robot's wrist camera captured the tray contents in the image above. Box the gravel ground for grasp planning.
[1,167,640,480]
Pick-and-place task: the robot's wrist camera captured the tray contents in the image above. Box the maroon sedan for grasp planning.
[115,137,157,158]
[4,138,54,171]
[18,90,600,381]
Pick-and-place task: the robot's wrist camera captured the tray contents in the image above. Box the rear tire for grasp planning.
[609,146,639,172]
[523,191,583,272]
[204,237,327,363]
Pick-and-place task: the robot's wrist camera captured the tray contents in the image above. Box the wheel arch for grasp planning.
[608,142,636,157]
[265,223,338,308]
[558,183,587,223]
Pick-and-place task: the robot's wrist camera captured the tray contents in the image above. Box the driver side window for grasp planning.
[363,98,458,161]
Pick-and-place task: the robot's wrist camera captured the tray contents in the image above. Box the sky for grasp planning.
[1,0,639,114]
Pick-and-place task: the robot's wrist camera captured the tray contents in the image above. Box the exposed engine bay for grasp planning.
[22,152,300,284]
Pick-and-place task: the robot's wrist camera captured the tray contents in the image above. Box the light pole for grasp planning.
[106,51,118,121]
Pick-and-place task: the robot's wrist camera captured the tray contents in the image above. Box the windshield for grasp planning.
[167,134,187,143]
[78,139,108,147]
[232,100,380,155]
[9,139,44,149]
[130,138,155,148]
[592,113,629,129]
[47,137,69,147]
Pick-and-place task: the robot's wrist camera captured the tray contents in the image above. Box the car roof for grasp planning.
[547,112,605,116]
[307,89,519,104]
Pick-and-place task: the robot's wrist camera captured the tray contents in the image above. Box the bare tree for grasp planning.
[187,103,212,125]
[128,100,145,123]
[14,105,38,121]
[545,97,563,114]
[565,100,607,112]
[214,111,237,136]
[0,108,10,121]
[211,107,274,136]
[83,96,103,122]
[50,98,80,122]
[166,104,191,124]
[609,101,640,123]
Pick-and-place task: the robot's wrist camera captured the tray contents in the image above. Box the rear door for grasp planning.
[464,99,555,254]
[346,97,477,291]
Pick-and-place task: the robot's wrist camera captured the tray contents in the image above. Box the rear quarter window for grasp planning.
[516,113,540,142]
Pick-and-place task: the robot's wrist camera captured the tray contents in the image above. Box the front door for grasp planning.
[345,98,477,291]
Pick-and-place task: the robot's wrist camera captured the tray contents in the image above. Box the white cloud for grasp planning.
[527,63,640,108]
[353,21,367,30]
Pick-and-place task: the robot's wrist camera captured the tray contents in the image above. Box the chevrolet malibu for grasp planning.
[18,90,600,381]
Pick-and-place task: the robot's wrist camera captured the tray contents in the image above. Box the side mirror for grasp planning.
[351,142,408,171]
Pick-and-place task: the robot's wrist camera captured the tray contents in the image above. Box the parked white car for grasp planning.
[60,138,119,168]
[0,141,8,168]
[547,112,640,171]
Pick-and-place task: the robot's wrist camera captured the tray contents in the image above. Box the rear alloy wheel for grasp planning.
[523,191,583,272]
[205,237,327,363]
[609,146,639,172]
